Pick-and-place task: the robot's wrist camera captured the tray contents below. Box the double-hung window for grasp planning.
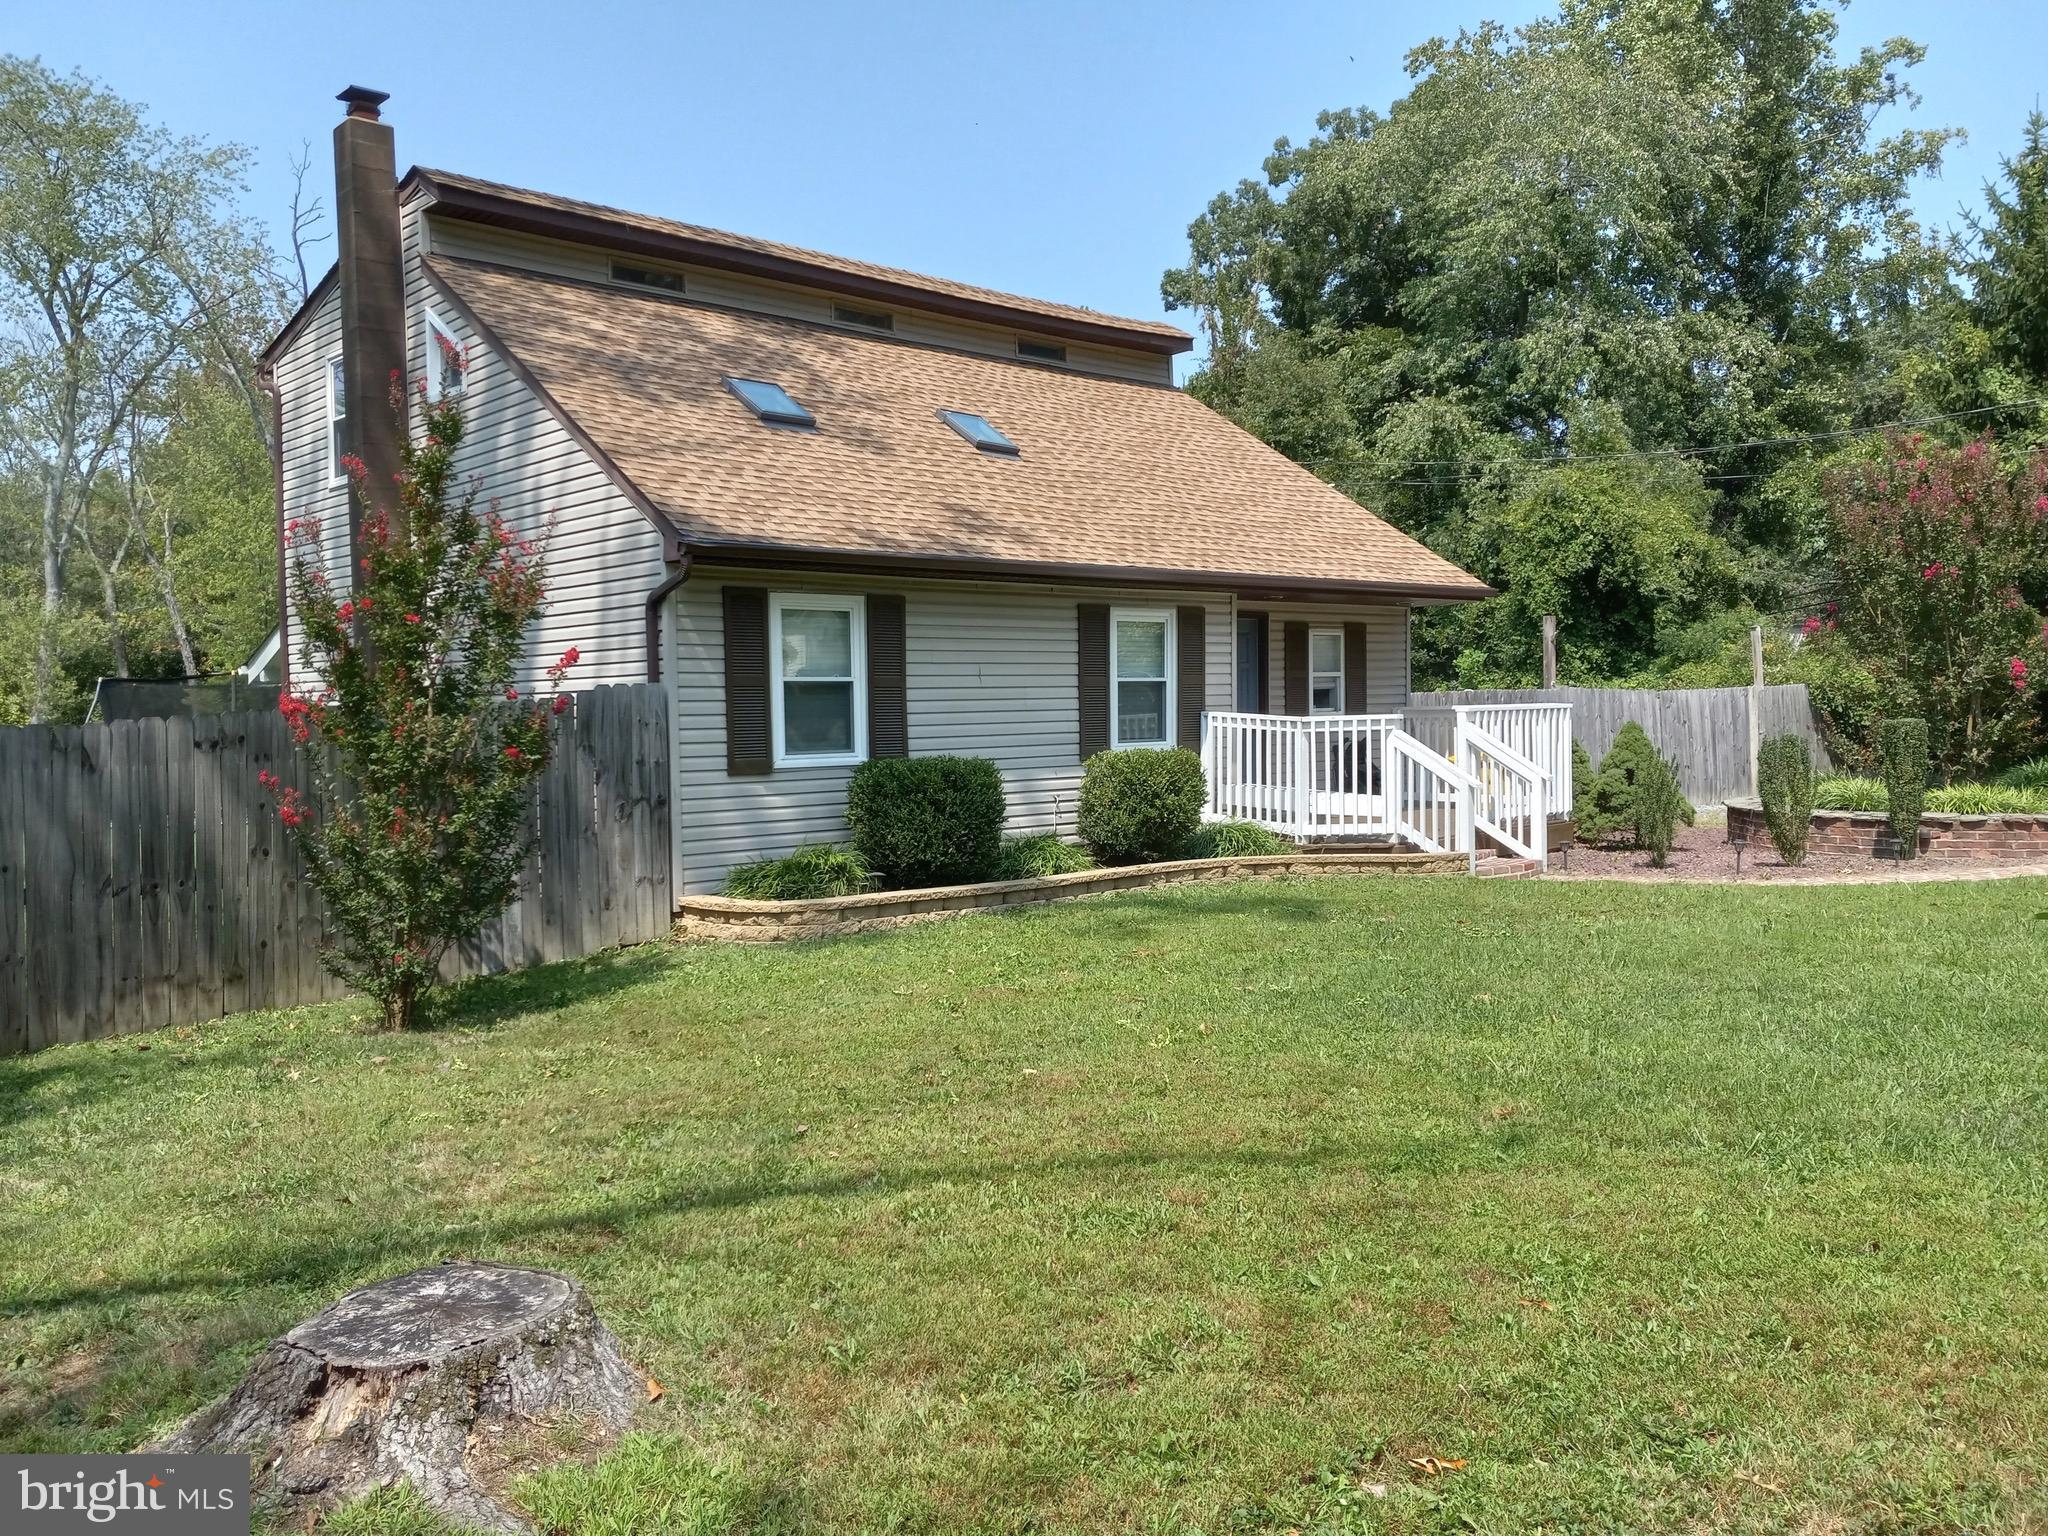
[326,355,347,485]
[1110,608,1175,749]
[1309,629,1344,714]
[771,593,866,766]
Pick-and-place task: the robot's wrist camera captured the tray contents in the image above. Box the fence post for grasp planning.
[1541,615,1558,688]
[1748,624,1764,798]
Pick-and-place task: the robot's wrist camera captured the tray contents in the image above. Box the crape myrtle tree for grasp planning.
[270,348,578,1029]
[1821,434,2048,779]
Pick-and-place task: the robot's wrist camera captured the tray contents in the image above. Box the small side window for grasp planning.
[326,355,347,485]
[424,309,467,402]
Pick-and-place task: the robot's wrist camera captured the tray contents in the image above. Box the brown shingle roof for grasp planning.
[409,167,1191,355]
[427,257,1493,600]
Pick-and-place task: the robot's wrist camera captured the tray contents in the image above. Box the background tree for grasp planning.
[274,366,577,1030]
[1163,0,1961,686]
[0,56,285,721]
[1820,435,2048,778]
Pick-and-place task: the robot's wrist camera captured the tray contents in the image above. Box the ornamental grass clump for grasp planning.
[1182,820,1294,859]
[724,845,874,900]
[271,350,576,1030]
[1879,717,1931,858]
[990,834,1097,881]
[1756,734,1816,865]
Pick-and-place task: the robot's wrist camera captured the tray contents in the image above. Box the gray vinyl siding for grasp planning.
[424,214,1174,386]
[274,286,351,685]
[404,201,668,690]
[275,207,668,694]
[1254,602,1411,716]
[671,570,1235,894]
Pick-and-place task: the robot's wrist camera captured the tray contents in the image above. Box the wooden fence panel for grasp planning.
[1,684,673,1054]
[1411,683,1831,804]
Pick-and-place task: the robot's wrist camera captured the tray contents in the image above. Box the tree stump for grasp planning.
[152,1261,644,1533]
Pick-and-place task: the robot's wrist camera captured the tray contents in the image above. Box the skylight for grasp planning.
[939,410,1019,456]
[725,377,816,428]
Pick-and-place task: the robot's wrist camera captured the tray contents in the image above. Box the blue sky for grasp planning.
[13,0,2044,380]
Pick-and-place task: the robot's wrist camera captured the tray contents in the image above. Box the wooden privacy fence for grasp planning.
[1410,684,1831,805]
[0,684,671,1056]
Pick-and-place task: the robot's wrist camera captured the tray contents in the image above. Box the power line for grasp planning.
[1293,397,2048,485]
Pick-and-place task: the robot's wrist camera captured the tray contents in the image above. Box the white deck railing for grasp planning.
[1200,701,1568,870]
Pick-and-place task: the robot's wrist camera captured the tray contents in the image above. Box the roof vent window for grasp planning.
[833,303,894,332]
[1016,339,1067,363]
[939,410,1019,456]
[725,376,817,428]
[613,262,685,294]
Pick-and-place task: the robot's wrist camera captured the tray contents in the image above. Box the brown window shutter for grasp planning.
[867,593,908,758]
[722,586,772,776]
[1282,621,1309,715]
[1176,605,1205,749]
[1343,622,1370,713]
[1077,603,1110,761]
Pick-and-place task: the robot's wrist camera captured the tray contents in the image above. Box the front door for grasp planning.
[1235,614,1266,712]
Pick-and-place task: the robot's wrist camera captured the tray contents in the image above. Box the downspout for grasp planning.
[644,518,691,682]
[262,364,288,696]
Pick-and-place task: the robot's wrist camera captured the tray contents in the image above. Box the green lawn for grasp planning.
[5,876,2048,1534]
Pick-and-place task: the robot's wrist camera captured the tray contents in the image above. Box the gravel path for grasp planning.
[1549,818,2048,885]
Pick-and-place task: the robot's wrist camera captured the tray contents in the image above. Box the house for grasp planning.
[260,88,1568,894]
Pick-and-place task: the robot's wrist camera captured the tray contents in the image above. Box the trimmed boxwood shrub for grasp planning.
[846,755,1006,888]
[1077,747,1206,864]
[1756,733,1816,865]
[724,845,872,900]
[1182,820,1294,859]
[991,834,1097,881]
[1879,717,1930,859]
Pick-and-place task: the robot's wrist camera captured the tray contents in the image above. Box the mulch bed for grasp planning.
[1551,816,1927,883]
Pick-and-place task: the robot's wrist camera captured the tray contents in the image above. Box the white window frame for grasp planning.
[1109,606,1176,750]
[1308,627,1344,715]
[769,592,867,768]
[423,307,466,402]
[325,353,347,487]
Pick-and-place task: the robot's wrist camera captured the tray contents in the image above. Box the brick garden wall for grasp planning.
[1727,803,2048,863]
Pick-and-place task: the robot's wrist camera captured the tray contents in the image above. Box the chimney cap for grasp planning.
[337,85,391,120]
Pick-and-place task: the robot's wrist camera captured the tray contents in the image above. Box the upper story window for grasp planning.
[424,308,466,402]
[1111,608,1174,750]
[938,410,1019,456]
[1309,628,1344,714]
[612,261,685,294]
[1016,338,1067,363]
[326,355,347,486]
[725,376,816,429]
[771,593,866,766]
[833,303,894,332]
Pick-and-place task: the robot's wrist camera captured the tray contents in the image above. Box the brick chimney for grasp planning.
[332,86,407,547]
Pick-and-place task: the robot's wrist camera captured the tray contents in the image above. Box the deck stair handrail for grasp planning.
[1383,729,1475,856]
[1200,704,1566,868]
[1456,718,1549,868]
[1408,702,1573,819]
